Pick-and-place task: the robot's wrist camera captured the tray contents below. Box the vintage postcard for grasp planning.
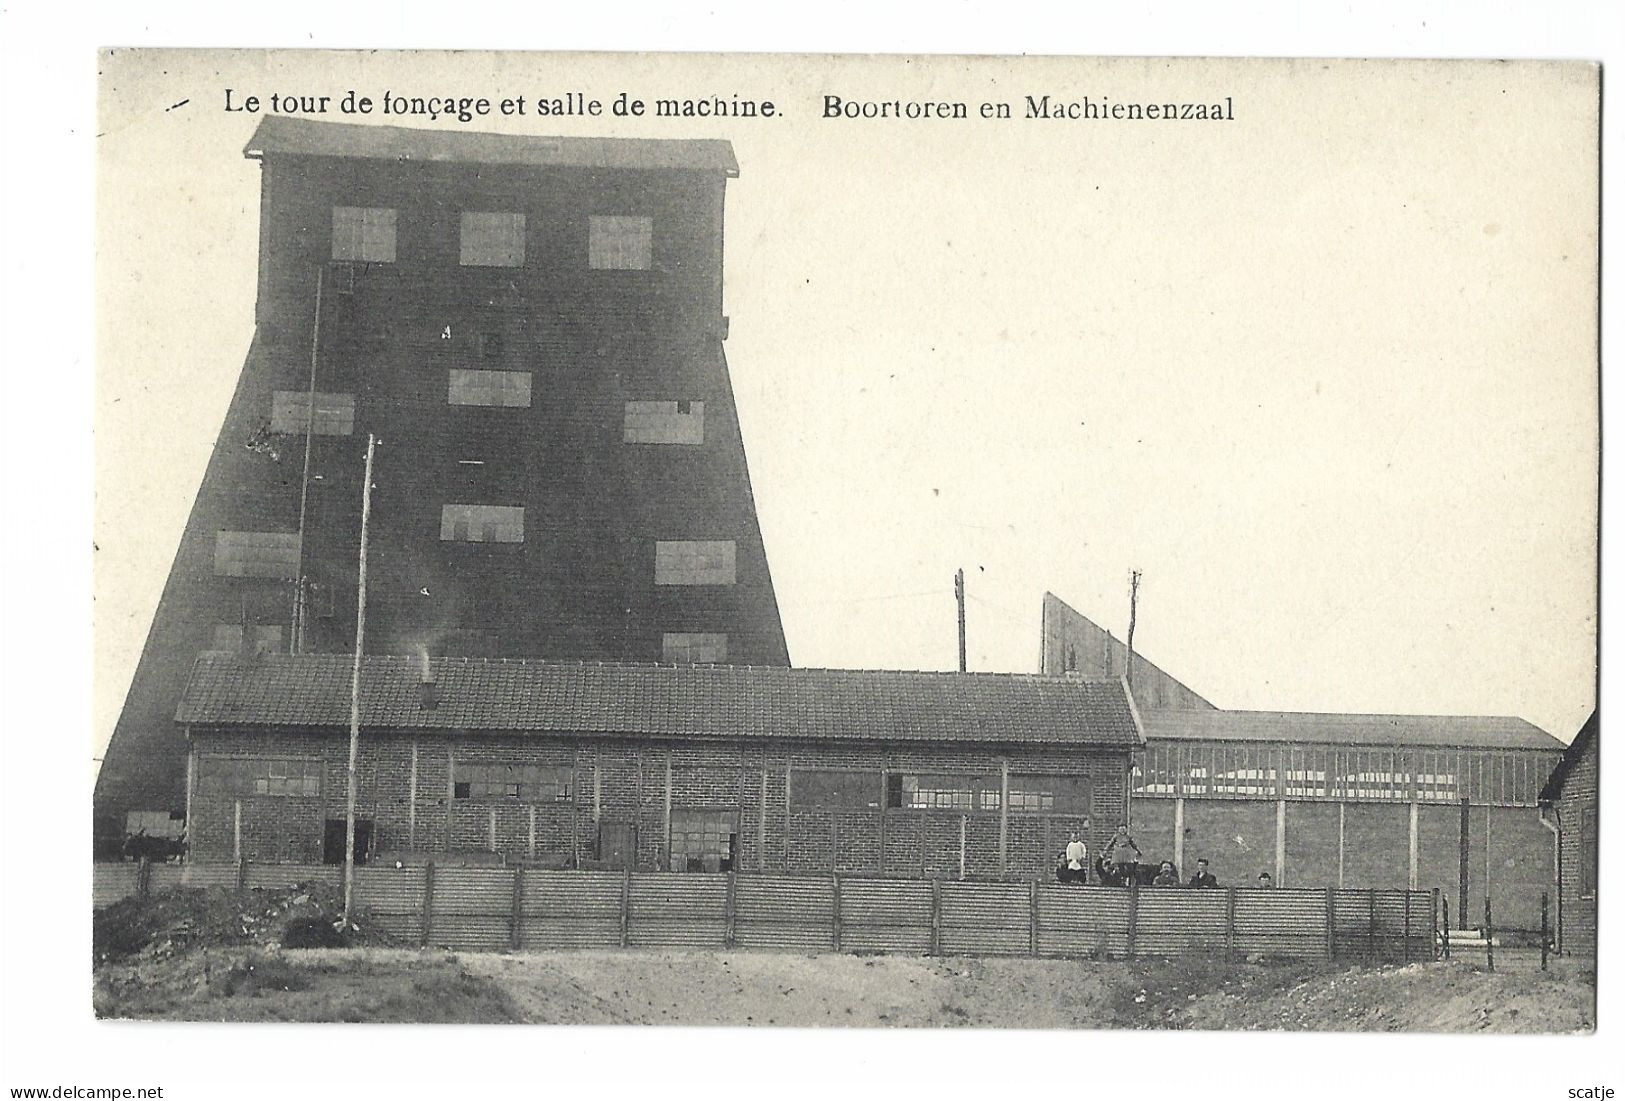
[87,47,1596,1059]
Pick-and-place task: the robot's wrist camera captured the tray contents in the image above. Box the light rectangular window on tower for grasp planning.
[661,632,728,663]
[440,504,525,544]
[624,400,704,444]
[589,215,653,270]
[331,206,397,262]
[270,391,356,435]
[213,531,301,579]
[448,369,532,408]
[654,540,736,585]
[460,212,526,267]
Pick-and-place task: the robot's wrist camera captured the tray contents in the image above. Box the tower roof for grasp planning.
[244,116,741,175]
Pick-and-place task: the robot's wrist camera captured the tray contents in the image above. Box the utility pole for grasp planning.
[954,568,967,673]
[342,432,376,926]
[1125,569,1141,691]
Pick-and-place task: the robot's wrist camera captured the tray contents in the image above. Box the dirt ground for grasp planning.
[95,946,1596,1030]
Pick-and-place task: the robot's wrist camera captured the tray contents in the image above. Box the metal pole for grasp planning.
[1484,896,1495,972]
[341,432,376,926]
[1458,796,1470,924]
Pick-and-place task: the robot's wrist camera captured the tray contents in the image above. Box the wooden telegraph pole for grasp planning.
[1125,570,1141,691]
[954,568,967,673]
[342,432,377,926]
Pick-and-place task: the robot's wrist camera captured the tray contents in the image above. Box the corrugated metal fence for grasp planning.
[93,863,1436,963]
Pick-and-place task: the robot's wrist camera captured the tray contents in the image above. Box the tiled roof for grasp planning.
[177,654,1143,748]
[1141,708,1562,752]
[244,117,740,175]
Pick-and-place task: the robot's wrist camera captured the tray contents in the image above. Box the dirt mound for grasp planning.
[1170,959,1595,1033]
[95,948,523,1023]
[93,881,397,965]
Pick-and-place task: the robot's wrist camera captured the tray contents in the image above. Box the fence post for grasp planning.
[1224,886,1237,960]
[1403,890,1412,963]
[620,868,632,949]
[725,871,737,950]
[1441,892,1451,959]
[1029,879,1040,957]
[1125,885,1140,960]
[420,862,435,948]
[930,877,942,956]
[1541,892,1550,971]
[1432,888,1441,961]
[1367,888,1377,962]
[1325,887,1336,960]
[510,866,524,952]
[1484,896,1494,972]
[832,876,845,954]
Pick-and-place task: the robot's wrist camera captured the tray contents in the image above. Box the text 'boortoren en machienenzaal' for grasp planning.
[821,94,1236,121]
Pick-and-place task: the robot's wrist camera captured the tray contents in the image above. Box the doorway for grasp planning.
[323,818,373,866]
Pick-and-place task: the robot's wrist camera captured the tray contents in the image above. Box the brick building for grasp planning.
[96,118,789,851]
[1540,711,1598,956]
[175,654,1143,879]
[1042,593,1567,932]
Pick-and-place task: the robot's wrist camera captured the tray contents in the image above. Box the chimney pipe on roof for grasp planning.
[418,647,438,710]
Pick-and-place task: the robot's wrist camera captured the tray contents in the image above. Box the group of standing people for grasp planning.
[1056,825,1273,889]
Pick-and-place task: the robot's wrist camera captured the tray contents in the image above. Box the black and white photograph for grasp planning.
[0,22,1617,1101]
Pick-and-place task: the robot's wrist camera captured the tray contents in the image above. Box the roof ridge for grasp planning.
[1164,708,1540,724]
[175,654,1145,747]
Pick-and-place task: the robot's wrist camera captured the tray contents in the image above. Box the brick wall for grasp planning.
[1555,734,1598,956]
[187,727,1131,880]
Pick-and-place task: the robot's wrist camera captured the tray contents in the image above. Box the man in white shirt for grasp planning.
[1064,833,1089,884]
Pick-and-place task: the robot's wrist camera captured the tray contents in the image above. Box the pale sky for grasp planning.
[95,51,1599,756]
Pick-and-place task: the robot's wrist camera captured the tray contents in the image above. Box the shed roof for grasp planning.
[243,116,739,175]
[177,654,1143,748]
[1140,708,1562,752]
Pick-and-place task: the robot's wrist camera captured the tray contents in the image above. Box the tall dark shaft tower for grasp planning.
[95,118,790,851]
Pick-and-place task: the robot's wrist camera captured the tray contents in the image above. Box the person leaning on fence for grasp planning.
[1103,823,1141,878]
[1152,861,1180,887]
[1092,853,1115,886]
[1256,871,1275,889]
[1187,859,1218,889]
[1061,832,1089,884]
